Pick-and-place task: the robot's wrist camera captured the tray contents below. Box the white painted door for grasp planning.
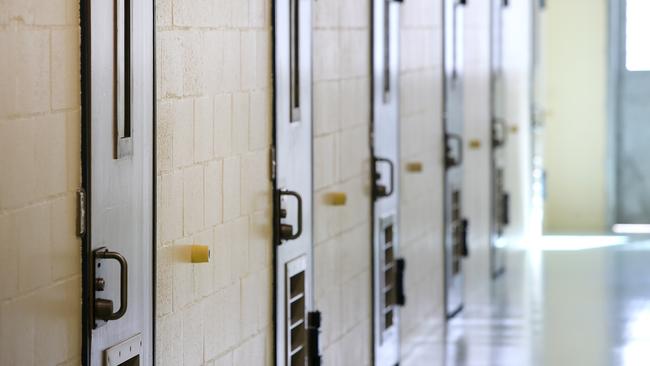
[372,1,404,365]
[84,0,154,364]
[274,0,320,365]
[443,0,468,319]
[613,0,650,224]
[489,0,509,278]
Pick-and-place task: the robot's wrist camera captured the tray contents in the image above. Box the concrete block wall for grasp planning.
[398,0,445,342]
[312,1,373,365]
[0,0,82,364]
[155,0,274,364]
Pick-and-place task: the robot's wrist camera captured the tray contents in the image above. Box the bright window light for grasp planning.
[532,236,629,251]
[626,0,650,71]
[613,224,650,234]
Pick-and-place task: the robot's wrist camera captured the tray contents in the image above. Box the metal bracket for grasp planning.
[77,188,87,237]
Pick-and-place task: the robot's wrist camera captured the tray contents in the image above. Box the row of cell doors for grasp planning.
[80,0,510,365]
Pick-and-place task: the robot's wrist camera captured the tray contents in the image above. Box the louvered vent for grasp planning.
[287,260,306,366]
[382,222,397,332]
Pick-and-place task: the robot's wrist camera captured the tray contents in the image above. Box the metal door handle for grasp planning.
[445,133,463,168]
[374,157,395,198]
[278,190,303,241]
[94,247,128,321]
[461,219,469,257]
[307,311,322,365]
[492,118,507,147]
[396,258,406,306]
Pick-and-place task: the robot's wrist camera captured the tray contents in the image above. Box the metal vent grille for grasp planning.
[382,223,396,331]
[287,260,306,366]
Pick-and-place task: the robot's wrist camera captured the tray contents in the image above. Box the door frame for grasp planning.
[79,0,157,363]
[606,0,623,229]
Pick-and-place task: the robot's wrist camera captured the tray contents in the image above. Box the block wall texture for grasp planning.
[154,0,274,364]
[0,0,82,364]
[312,1,373,365]
[398,0,445,343]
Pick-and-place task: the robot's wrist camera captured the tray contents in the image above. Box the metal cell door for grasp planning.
[81,0,154,364]
[273,0,320,365]
[442,0,468,319]
[611,0,650,225]
[489,0,509,278]
[372,0,404,365]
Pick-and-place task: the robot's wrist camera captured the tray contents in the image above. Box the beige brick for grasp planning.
[65,110,81,192]
[315,0,339,28]
[0,214,18,300]
[172,98,194,169]
[213,223,233,290]
[160,31,184,97]
[172,237,195,311]
[249,0,267,28]
[156,0,172,27]
[339,124,370,181]
[214,93,233,158]
[314,134,338,190]
[222,31,241,91]
[340,77,370,129]
[35,113,67,198]
[0,293,36,365]
[157,246,174,317]
[51,27,79,110]
[213,352,233,366]
[202,31,225,95]
[313,80,340,136]
[223,156,241,221]
[314,30,339,81]
[182,301,204,366]
[255,31,271,89]
[314,237,341,297]
[204,160,224,227]
[0,28,49,116]
[183,31,206,96]
[157,312,183,366]
[50,193,80,280]
[202,292,223,360]
[157,100,174,173]
[241,150,270,215]
[158,171,183,244]
[232,0,249,27]
[233,332,266,366]
[16,204,52,292]
[340,0,368,28]
[248,209,271,272]
[193,229,214,297]
[240,272,259,338]
[339,224,370,281]
[194,96,214,163]
[183,165,205,235]
[339,30,369,79]
[0,118,37,209]
[232,92,250,154]
[172,0,214,27]
[249,89,271,150]
[223,281,242,349]
[241,31,257,91]
[227,216,249,279]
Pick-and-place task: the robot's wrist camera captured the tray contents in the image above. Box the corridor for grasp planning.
[404,237,650,366]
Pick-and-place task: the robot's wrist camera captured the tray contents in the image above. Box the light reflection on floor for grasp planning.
[402,237,650,366]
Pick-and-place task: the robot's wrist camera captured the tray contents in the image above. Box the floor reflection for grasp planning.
[402,237,650,366]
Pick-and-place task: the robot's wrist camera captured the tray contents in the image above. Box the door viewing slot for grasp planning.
[114,0,133,159]
[383,0,391,102]
[290,0,301,122]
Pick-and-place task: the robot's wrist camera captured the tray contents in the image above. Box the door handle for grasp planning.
[501,193,510,226]
[445,133,463,168]
[374,157,395,199]
[461,219,469,257]
[277,190,303,242]
[93,247,128,321]
[492,118,507,148]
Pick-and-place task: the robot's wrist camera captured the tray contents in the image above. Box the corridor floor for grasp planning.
[402,237,650,366]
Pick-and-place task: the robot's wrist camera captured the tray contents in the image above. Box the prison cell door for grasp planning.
[274,0,320,365]
[372,0,404,365]
[443,0,468,319]
[489,0,509,278]
[612,0,650,224]
[82,0,154,364]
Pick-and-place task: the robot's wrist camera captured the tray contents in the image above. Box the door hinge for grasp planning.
[77,188,87,237]
[270,146,277,182]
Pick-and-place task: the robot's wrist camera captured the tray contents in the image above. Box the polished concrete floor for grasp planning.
[403,237,650,366]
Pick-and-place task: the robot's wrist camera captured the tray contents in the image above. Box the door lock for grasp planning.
[373,157,395,200]
[93,247,128,324]
[276,190,303,243]
[445,133,463,169]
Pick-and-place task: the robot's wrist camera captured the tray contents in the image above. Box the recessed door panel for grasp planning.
[372,0,403,365]
[490,0,509,278]
[83,0,154,364]
[443,0,467,319]
[274,0,320,365]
